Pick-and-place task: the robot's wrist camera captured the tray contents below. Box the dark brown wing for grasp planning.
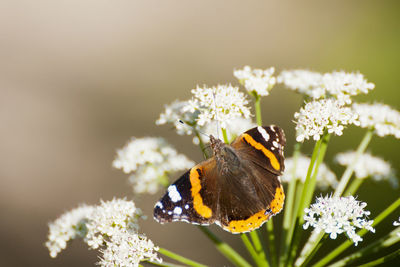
[214,125,285,233]
[233,125,286,175]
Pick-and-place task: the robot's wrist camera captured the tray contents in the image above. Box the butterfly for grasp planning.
[153,125,285,233]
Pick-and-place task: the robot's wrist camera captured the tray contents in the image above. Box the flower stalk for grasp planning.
[158,248,208,267]
[334,129,373,197]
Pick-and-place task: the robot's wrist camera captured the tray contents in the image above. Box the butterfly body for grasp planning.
[154,125,286,233]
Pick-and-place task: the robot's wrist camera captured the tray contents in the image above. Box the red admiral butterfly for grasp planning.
[154,125,285,233]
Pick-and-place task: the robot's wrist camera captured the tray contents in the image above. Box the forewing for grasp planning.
[232,125,286,175]
[153,159,218,226]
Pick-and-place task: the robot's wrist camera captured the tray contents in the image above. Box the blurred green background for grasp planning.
[0,0,399,266]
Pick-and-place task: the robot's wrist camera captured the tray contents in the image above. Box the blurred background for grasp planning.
[0,0,399,266]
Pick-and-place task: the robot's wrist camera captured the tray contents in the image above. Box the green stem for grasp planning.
[199,226,252,267]
[266,220,277,267]
[283,142,302,231]
[284,138,322,266]
[279,143,302,267]
[254,95,262,126]
[300,133,330,224]
[281,181,303,267]
[343,178,364,196]
[295,231,325,267]
[195,131,209,159]
[329,228,400,267]
[313,197,400,267]
[145,260,183,267]
[287,133,330,266]
[249,231,267,263]
[299,234,327,267]
[158,174,170,188]
[334,129,373,197]
[158,248,207,267]
[357,249,400,267]
[221,128,229,144]
[241,233,267,267]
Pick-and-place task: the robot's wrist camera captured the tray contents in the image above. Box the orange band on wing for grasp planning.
[190,167,212,218]
[224,210,271,233]
[223,185,285,233]
[270,185,285,214]
[242,133,280,171]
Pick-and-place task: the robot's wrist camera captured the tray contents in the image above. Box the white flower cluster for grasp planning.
[84,199,139,249]
[352,103,400,139]
[393,217,400,237]
[277,70,323,98]
[303,195,375,246]
[278,70,374,104]
[156,100,199,136]
[322,71,375,105]
[46,205,94,258]
[294,99,359,142]
[184,84,251,128]
[282,154,338,190]
[335,151,397,187]
[113,137,194,194]
[46,199,161,266]
[234,66,276,96]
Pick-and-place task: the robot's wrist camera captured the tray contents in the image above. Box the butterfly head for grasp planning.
[209,135,240,175]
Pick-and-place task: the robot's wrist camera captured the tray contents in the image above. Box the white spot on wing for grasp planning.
[155,201,163,209]
[173,207,182,215]
[273,141,279,148]
[168,211,172,215]
[257,126,270,141]
[185,204,189,209]
[168,185,182,202]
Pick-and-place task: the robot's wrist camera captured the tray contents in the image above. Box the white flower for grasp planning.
[113,137,194,194]
[303,195,375,246]
[394,217,400,237]
[294,99,359,142]
[234,66,276,96]
[197,117,257,144]
[85,199,161,267]
[99,232,160,267]
[277,69,324,98]
[45,205,94,258]
[46,199,162,267]
[156,100,199,136]
[282,154,338,190]
[85,199,139,249]
[278,70,374,104]
[335,151,397,187]
[352,103,400,139]
[183,84,251,128]
[322,71,374,105]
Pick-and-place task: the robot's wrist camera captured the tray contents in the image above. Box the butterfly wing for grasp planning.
[215,125,286,233]
[154,125,286,234]
[153,159,218,226]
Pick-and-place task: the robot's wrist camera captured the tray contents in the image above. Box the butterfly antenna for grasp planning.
[212,91,220,140]
[179,120,210,159]
[178,120,209,139]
